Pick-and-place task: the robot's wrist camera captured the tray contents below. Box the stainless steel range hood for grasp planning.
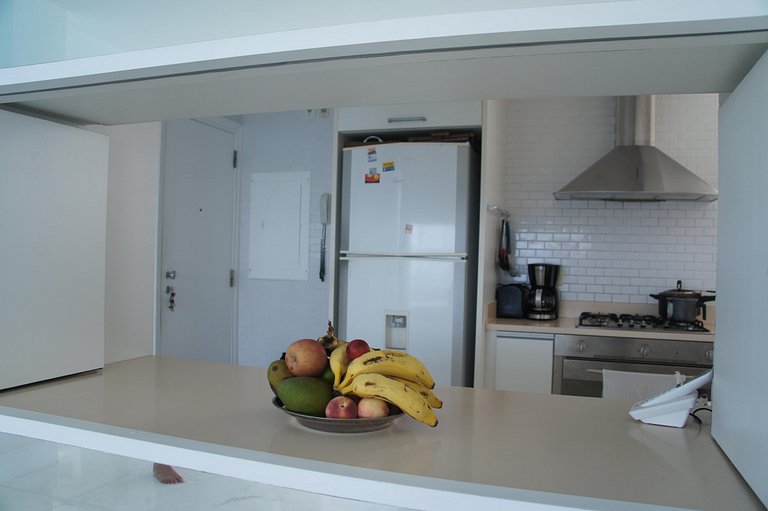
[554,96,718,202]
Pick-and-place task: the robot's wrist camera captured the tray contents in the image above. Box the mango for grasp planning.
[277,376,333,417]
[267,359,292,396]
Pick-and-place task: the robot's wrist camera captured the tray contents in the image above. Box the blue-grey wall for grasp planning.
[237,110,333,367]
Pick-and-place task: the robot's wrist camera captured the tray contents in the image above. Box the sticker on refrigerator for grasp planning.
[382,161,396,172]
[368,148,377,162]
[365,168,380,184]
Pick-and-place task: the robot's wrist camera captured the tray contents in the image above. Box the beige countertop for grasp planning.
[0,356,759,511]
[486,301,716,342]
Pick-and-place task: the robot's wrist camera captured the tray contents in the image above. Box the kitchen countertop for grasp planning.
[0,356,760,511]
[488,316,715,341]
[486,301,716,342]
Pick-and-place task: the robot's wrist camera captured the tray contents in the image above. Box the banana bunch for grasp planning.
[330,348,441,427]
[388,376,443,409]
[329,344,349,389]
[338,350,435,389]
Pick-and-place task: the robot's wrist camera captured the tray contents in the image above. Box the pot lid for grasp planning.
[654,280,710,298]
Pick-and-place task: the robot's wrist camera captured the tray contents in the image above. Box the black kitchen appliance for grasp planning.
[526,263,559,320]
[496,284,529,319]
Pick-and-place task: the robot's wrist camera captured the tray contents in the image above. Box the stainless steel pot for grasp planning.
[649,280,716,322]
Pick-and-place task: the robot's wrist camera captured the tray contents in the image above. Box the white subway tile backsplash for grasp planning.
[502,95,718,303]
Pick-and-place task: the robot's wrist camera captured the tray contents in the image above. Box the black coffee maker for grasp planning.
[526,263,559,320]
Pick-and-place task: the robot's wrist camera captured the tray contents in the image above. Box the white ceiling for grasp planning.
[46,0,583,54]
[6,33,767,125]
[2,1,767,125]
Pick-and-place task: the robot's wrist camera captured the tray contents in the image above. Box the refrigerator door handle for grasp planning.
[340,255,467,263]
[341,251,467,258]
[387,116,427,123]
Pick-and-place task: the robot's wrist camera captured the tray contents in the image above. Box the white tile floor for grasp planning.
[0,433,412,511]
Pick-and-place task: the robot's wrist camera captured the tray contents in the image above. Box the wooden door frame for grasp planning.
[155,117,242,363]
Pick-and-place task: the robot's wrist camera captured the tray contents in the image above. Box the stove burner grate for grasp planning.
[578,312,709,332]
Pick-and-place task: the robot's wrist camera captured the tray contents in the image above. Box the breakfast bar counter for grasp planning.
[0,356,761,511]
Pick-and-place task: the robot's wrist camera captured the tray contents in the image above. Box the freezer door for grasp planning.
[341,143,472,255]
[339,256,469,386]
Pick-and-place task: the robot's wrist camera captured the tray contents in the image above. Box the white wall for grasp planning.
[237,111,333,367]
[475,100,508,387]
[500,94,719,303]
[87,113,330,367]
[87,123,162,363]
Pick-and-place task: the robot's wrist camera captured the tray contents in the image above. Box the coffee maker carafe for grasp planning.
[526,263,559,320]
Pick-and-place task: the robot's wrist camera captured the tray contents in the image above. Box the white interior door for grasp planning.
[711,49,768,507]
[158,119,238,364]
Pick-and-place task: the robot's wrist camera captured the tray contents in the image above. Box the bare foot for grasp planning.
[153,463,184,484]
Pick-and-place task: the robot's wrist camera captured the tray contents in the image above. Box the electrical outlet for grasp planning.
[695,395,712,410]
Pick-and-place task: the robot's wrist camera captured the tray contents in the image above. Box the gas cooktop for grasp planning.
[577,312,710,333]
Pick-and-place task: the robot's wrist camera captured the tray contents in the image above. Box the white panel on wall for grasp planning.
[249,171,310,280]
[500,95,719,304]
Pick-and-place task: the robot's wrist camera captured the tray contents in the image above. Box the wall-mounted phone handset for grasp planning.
[320,193,331,225]
[629,369,713,427]
[319,193,331,281]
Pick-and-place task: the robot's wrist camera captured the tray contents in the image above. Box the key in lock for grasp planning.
[166,285,176,311]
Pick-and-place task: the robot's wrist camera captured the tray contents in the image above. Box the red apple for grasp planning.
[285,339,328,377]
[325,396,358,418]
[357,397,389,418]
[346,338,371,361]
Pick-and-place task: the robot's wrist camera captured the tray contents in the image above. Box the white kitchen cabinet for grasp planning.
[494,332,554,394]
[0,110,108,390]
[337,101,482,132]
[712,48,768,505]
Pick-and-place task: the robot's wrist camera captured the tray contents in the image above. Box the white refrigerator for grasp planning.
[338,142,479,387]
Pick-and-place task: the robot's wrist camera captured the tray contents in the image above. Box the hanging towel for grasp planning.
[602,370,680,402]
[498,218,511,271]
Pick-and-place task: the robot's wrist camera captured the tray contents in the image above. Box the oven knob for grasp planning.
[639,345,651,357]
[705,349,714,362]
[577,341,586,353]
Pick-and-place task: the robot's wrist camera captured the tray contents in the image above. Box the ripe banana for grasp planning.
[388,376,442,409]
[329,345,349,389]
[340,373,438,427]
[338,350,435,390]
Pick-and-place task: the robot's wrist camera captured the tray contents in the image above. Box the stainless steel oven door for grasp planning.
[555,358,711,398]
